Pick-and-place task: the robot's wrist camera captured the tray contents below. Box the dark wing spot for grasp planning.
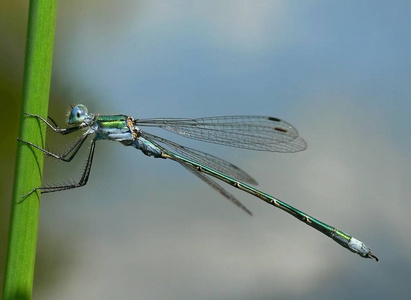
[268,117,281,122]
[274,127,287,133]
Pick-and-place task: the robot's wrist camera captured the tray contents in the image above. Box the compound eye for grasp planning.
[68,104,88,124]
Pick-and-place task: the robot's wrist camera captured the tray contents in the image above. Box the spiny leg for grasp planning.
[21,139,96,198]
[17,130,91,162]
[24,112,83,135]
[47,115,59,128]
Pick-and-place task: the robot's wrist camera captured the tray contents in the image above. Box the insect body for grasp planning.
[18,104,378,261]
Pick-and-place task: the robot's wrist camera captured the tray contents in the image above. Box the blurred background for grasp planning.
[1,1,410,299]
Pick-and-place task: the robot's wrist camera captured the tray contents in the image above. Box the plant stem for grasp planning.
[3,1,56,299]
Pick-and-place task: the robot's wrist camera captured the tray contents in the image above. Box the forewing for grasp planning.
[136,116,307,153]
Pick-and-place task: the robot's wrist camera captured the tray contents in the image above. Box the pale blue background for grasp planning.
[1,1,410,299]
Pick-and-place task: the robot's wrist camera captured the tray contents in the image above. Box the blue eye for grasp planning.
[68,104,88,124]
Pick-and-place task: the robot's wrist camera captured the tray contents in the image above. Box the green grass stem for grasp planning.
[2,1,56,299]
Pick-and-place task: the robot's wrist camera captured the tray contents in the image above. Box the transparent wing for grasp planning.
[135,115,307,153]
[142,133,252,215]
[141,131,258,185]
[180,163,253,216]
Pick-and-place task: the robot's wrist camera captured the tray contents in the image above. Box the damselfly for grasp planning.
[18,104,378,261]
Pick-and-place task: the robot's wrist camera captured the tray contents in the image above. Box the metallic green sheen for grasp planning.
[96,115,127,129]
[20,103,378,261]
[168,152,361,255]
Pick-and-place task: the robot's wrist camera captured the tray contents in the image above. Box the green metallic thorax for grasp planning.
[96,115,128,130]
